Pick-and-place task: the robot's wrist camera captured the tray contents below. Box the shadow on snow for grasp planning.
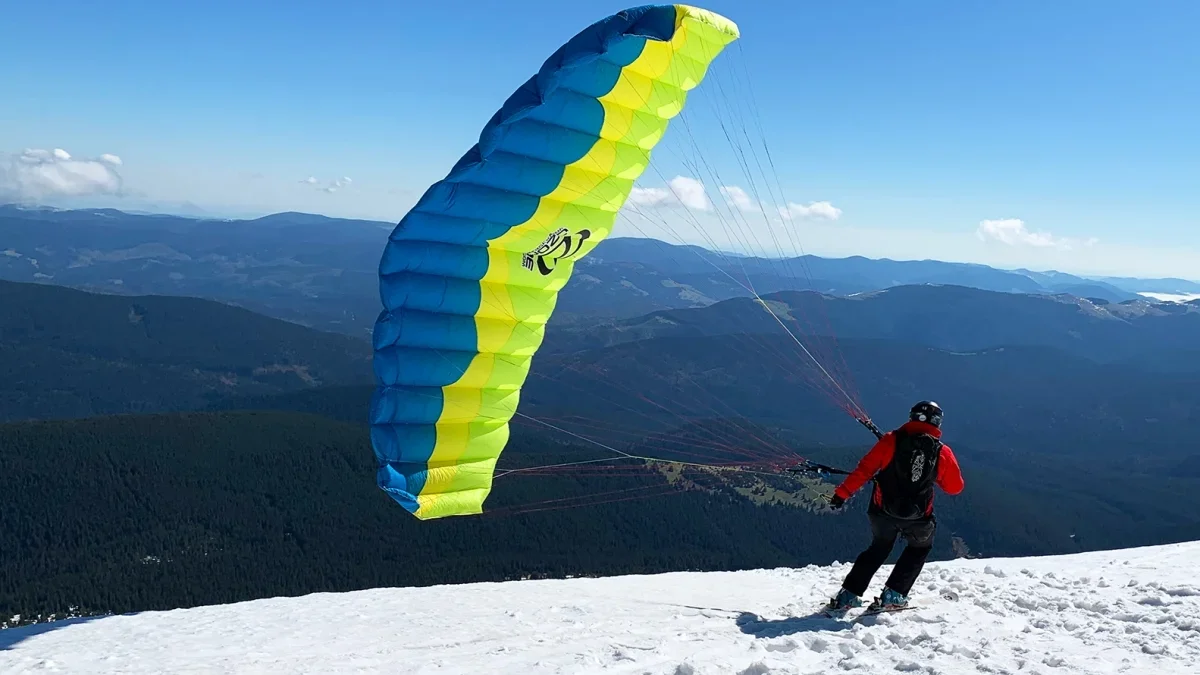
[736,610,862,638]
[1,616,105,651]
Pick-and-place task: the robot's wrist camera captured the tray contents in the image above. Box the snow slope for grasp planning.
[3,542,1198,674]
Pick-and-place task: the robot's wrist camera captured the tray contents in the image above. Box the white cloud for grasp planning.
[1,148,124,199]
[779,201,843,221]
[668,176,708,210]
[628,186,670,206]
[303,175,354,194]
[628,176,711,211]
[976,218,1096,250]
[976,218,1056,247]
[627,178,844,233]
[719,185,760,213]
[325,177,353,193]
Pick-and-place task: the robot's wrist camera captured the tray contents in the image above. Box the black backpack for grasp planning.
[874,430,942,520]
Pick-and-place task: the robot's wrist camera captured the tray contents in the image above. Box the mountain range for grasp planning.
[545,285,1200,372]
[4,205,1197,335]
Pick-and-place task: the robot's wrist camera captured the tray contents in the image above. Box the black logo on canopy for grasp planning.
[522,228,591,275]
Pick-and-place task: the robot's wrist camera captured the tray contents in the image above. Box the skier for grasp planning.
[824,401,964,614]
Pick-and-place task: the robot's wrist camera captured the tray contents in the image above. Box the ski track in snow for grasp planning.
[2,542,1198,674]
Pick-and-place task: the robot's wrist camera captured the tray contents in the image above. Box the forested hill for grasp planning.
[0,410,856,624]
[0,279,371,421]
[545,284,1200,372]
[3,273,1194,462]
[5,406,1200,627]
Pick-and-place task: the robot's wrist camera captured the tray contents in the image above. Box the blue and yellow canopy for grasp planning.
[370,4,740,519]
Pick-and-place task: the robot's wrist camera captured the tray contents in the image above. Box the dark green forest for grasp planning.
[0,411,865,625]
[4,402,1200,627]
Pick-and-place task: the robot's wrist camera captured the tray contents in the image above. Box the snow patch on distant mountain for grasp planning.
[1140,292,1200,303]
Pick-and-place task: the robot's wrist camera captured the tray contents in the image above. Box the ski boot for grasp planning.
[822,588,862,617]
[866,587,908,614]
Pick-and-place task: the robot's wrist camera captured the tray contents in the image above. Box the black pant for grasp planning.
[841,511,936,597]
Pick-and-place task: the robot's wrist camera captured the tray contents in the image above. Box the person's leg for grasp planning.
[882,516,937,597]
[840,513,900,597]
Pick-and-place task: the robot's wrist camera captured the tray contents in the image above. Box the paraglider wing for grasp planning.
[370,4,740,520]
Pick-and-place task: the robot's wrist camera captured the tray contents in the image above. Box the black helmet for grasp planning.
[910,400,943,428]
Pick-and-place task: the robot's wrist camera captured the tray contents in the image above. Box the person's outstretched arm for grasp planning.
[834,433,895,501]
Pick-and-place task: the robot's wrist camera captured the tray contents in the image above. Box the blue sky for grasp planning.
[1,0,1197,279]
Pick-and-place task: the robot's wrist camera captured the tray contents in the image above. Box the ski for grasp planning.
[820,606,854,620]
[818,603,915,621]
[822,589,956,621]
[858,604,920,617]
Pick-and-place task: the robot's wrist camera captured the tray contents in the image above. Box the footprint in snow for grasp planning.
[736,661,772,675]
[763,639,798,653]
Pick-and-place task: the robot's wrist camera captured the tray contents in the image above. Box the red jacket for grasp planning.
[834,421,964,515]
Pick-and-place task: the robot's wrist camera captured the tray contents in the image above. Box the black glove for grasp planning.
[828,494,845,509]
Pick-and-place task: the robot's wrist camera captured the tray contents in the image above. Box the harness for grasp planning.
[873,430,942,520]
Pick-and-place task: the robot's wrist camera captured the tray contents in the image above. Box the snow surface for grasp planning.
[3,542,1199,674]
